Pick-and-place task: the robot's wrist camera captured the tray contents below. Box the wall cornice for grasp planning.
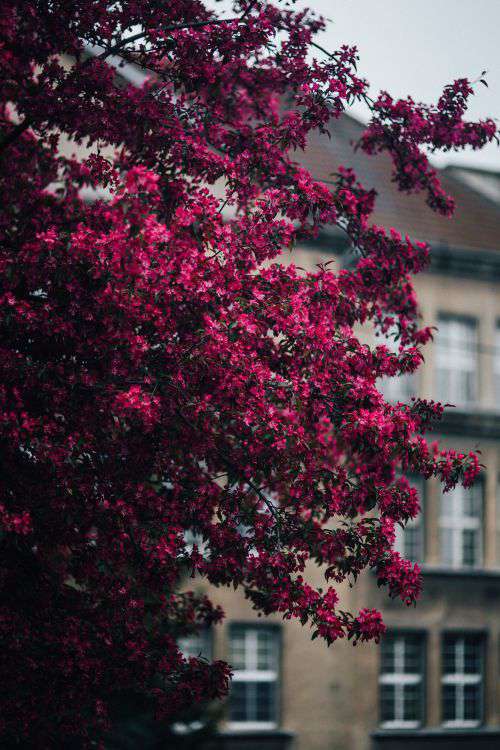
[429,243,500,280]
[433,409,500,440]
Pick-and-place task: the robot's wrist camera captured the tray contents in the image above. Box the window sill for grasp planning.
[379,722,421,730]
[372,727,500,738]
[226,723,279,732]
[216,728,296,748]
[221,729,294,736]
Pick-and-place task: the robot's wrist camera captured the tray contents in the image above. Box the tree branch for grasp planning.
[100,16,243,58]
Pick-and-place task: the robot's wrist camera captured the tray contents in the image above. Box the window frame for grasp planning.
[227,623,281,732]
[435,313,478,408]
[379,630,427,730]
[394,475,426,564]
[183,528,210,558]
[377,326,419,404]
[173,627,214,737]
[379,369,418,404]
[494,320,500,408]
[178,626,213,662]
[438,477,484,570]
[441,631,486,728]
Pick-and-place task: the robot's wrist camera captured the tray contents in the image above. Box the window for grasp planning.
[442,634,484,727]
[439,481,483,568]
[174,629,213,737]
[378,328,418,403]
[394,476,425,563]
[494,322,500,408]
[228,625,280,730]
[435,315,478,407]
[183,528,209,558]
[379,633,425,728]
[380,371,417,403]
[178,628,212,661]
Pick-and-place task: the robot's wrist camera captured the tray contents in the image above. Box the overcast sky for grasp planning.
[208,1,499,169]
[300,0,500,170]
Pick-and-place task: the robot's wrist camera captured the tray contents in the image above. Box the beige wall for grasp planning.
[204,250,500,749]
[414,272,500,409]
[45,77,499,746]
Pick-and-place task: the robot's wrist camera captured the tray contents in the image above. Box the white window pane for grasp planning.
[380,683,396,724]
[441,488,455,518]
[494,323,500,407]
[178,628,212,660]
[439,483,483,568]
[257,630,277,671]
[435,316,478,407]
[442,684,459,723]
[183,528,209,557]
[378,326,419,403]
[462,529,479,567]
[464,483,482,518]
[442,635,484,726]
[394,476,424,562]
[411,526,424,560]
[229,630,248,670]
[403,683,423,723]
[464,684,482,721]
[380,634,424,727]
[229,682,277,723]
[440,527,456,568]
[229,626,280,727]
[380,373,418,403]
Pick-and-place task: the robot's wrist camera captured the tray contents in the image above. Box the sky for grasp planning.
[210,1,500,170]
[297,0,500,170]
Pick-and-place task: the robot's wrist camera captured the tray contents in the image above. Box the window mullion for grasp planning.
[228,626,279,728]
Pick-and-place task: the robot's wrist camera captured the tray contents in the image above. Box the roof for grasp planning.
[74,48,500,253]
[443,165,500,205]
[83,42,150,87]
[296,115,500,253]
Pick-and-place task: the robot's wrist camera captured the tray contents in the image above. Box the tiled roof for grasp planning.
[443,165,500,205]
[295,115,500,252]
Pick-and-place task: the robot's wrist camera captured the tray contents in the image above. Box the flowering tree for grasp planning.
[0,0,496,746]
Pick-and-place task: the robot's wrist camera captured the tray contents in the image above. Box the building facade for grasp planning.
[182,117,500,750]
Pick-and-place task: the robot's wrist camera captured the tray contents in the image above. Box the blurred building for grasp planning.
[52,48,500,750]
[183,115,500,750]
